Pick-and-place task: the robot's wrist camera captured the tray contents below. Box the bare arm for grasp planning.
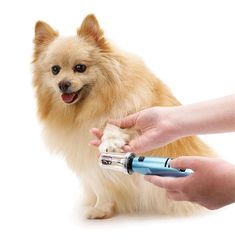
[170,94,235,136]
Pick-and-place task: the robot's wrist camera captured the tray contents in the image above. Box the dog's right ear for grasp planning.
[33,21,58,60]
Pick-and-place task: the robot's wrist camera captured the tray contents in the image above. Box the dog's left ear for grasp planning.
[78,14,109,51]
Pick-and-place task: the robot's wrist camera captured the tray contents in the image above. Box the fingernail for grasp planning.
[123,145,131,152]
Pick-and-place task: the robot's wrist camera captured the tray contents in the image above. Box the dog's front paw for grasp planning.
[99,124,131,153]
[99,137,126,153]
[85,202,115,219]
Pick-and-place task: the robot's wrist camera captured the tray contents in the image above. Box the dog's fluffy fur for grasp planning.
[33,14,214,219]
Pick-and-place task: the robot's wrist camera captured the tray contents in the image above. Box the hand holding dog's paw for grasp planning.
[90,123,137,153]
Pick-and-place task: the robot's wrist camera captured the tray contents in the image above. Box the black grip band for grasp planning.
[126,153,136,174]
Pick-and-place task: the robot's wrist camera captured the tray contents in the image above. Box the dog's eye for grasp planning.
[73,64,87,73]
[51,65,61,75]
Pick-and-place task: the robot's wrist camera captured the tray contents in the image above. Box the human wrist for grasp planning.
[166,106,191,139]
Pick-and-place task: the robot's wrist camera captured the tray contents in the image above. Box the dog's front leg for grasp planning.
[85,123,135,219]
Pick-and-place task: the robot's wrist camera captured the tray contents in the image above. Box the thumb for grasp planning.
[108,112,139,129]
[170,156,203,171]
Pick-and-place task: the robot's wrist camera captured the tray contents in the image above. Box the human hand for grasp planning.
[89,107,182,152]
[145,156,235,210]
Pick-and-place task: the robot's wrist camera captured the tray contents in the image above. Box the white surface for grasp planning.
[0,0,234,241]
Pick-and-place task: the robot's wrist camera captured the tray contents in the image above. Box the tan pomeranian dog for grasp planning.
[33,14,214,219]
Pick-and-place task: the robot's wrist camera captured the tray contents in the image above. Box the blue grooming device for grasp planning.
[99,152,192,177]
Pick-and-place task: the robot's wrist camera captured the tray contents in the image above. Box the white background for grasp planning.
[0,0,234,241]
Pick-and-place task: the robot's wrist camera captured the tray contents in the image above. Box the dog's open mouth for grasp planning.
[61,88,83,104]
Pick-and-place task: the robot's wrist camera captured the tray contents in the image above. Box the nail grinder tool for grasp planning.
[99,152,192,177]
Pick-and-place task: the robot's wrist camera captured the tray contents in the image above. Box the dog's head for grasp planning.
[33,14,119,121]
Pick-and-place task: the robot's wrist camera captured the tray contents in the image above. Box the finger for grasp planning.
[108,113,139,129]
[122,145,132,152]
[89,139,101,147]
[144,175,185,190]
[89,128,103,140]
[166,191,188,201]
[170,156,207,171]
[122,138,150,153]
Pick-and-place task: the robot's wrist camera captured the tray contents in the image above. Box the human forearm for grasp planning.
[170,94,235,137]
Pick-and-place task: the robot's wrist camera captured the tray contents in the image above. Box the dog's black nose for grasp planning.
[58,80,71,92]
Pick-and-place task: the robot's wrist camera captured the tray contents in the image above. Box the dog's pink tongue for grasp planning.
[61,92,76,103]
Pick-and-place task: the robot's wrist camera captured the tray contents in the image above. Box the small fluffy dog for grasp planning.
[33,14,214,219]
